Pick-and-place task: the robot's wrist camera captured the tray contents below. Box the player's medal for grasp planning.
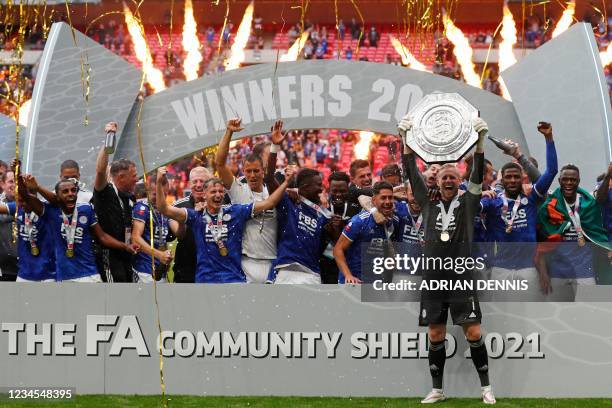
[563,195,586,248]
[24,212,39,256]
[502,194,521,235]
[204,207,228,256]
[61,207,79,260]
[438,195,459,243]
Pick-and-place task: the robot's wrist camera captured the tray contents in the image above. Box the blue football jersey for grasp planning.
[547,212,594,279]
[46,203,99,281]
[5,202,55,281]
[341,210,396,282]
[185,204,252,283]
[132,200,171,275]
[274,194,328,274]
[481,192,540,269]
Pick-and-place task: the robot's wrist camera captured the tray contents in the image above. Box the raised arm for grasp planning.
[215,118,244,189]
[532,122,558,198]
[265,120,285,194]
[156,167,187,224]
[398,115,429,207]
[493,134,542,184]
[94,122,117,192]
[596,163,612,204]
[20,174,58,204]
[19,175,44,216]
[253,165,294,215]
[467,118,488,195]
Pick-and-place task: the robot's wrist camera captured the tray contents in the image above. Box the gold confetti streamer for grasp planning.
[134,91,168,408]
[479,20,503,84]
[347,0,364,58]
[334,0,340,60]
[217,0,230,57]
[167,0,175,73]
[64,0,91,125]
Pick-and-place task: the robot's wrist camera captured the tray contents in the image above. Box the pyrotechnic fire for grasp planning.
[601,43,612,67]
[498,3,517,101]
[280,31,310,62]
[182,0,203,81]
[552,1,575,38]
[123,4,166,93]
[443,12,481,88]
[18,99,31,127]
[354,131,374,160]
[389,35,428,72]
[224,1,254,71]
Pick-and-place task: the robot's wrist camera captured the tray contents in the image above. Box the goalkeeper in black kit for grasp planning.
[398,114,495,404]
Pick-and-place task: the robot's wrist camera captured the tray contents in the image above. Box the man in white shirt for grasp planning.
[215,118,280,283]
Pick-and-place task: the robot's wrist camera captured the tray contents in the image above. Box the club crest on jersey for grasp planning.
[223,214,231,222]
[78,216,88,224]
[521,197,528,205]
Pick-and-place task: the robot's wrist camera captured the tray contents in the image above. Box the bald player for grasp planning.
[399,114,495,404]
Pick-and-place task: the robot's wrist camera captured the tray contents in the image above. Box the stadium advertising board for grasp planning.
[1,284,611,397]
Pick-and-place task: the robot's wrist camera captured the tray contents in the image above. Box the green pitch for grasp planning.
[3,396,612,407]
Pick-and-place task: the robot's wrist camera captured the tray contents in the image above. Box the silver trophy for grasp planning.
[404,92,479,163]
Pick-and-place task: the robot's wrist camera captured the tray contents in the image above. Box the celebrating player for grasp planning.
[0,176,55,282]
[481,122,558,298]
[398,115,495,404]
[93,122,139,282]
[267,168,329,284]
[156,166,293,284]
[171,166,211,283]
[21,177,138,282]
[215,118,279,283]
[319,171,362,283]
[536,163,610,298]
[334,181,399,284]
[131,176,173,283]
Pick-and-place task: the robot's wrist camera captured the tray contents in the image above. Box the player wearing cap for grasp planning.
[536,164,610,299]
[398,114,495,404]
